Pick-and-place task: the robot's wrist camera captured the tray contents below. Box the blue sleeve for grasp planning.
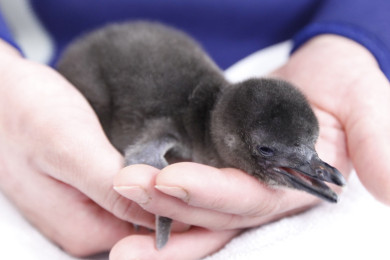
[0,9,22,52]
[292,0,390,79]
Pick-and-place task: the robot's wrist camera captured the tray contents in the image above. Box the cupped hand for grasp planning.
[274,35,390,204]
[111,35,390,259]
[0,40,160,256]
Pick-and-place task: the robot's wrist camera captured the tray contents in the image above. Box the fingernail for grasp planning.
[114,186,151,204]
[155,185,189,203]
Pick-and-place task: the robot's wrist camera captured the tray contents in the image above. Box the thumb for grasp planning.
[342,70,390,205]
[110,228,239,260]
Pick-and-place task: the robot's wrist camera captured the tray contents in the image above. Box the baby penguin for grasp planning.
[57,21,345,249]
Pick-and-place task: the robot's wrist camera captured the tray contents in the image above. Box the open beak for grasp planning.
[273,155,346,203]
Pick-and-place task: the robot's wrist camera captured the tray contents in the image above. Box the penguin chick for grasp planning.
[211,79,345,202]
[56,21,346,249]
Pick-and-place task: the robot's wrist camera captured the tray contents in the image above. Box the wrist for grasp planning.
[270,34,388,115]
[273,34,382,89]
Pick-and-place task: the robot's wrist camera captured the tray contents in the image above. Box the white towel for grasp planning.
[205,172,390,260]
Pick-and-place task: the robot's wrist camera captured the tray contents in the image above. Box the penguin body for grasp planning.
[58,22,227,168]
[57,22,345,249]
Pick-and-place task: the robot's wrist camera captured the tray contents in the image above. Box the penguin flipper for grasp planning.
[123,123,189,249]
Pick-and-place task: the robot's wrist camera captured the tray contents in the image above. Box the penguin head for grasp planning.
[211,78,345,202]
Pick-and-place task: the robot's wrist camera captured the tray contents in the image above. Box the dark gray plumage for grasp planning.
[56,21,345,249]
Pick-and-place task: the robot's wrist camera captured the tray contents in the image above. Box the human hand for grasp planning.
[273,34,390,205]
[110,35,390,259]
[0,40,160,256]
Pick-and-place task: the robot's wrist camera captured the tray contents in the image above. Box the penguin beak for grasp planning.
[272,155,346,203]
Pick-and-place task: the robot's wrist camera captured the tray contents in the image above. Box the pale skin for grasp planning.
[0,34,389,259]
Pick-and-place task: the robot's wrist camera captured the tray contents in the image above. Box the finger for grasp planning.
[341,71,390,204]
[0,161,136,257]
[113,164,190,232]
[156,162,318,215]
[114,163,318,230]
[110,227,239,260]
[116,163,278,215]
[114,164,241,230]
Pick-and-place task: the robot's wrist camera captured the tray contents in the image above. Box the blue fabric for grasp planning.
[293,22,390,80]
[29,0,322,68]
[293,0,390,79]
[1,0,390,79]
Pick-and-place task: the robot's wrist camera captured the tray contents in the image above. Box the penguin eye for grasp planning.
[257,146,275,157]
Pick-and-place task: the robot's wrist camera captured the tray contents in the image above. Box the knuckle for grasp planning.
[207,196,229,211]
[107,189,155,228]
[54,228,99,257]
[106,189,136,220]
[60,241,92,258]
[107,189,127,215]
[240,188,285,217]
[213,214,238,230]
[242,198,280,217]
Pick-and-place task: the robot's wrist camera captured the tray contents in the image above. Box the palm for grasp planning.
[271,34,390,204]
